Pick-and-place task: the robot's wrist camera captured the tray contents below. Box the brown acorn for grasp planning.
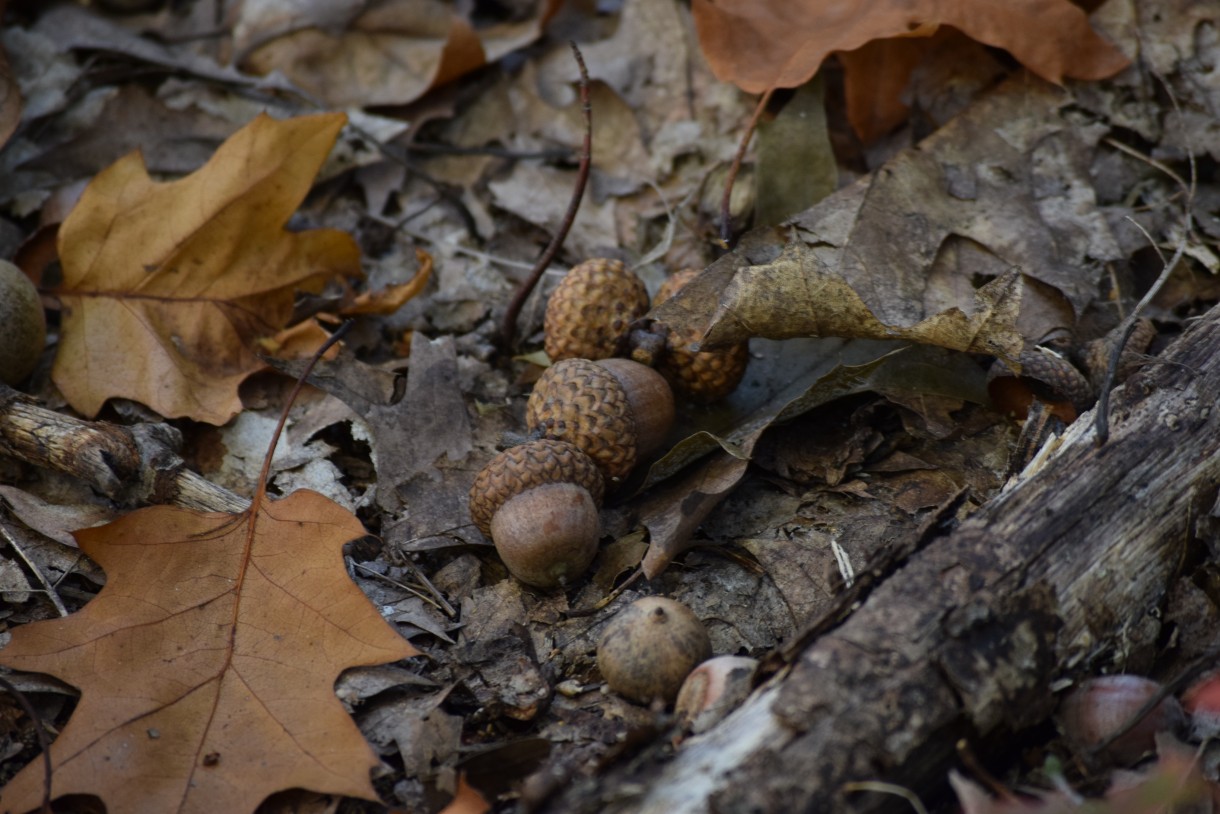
[651,268,748,403]
[526,358,674,485]
[468,439,605,589]
[1057,674,1185,766]
[0,260,46,386]
[597,596,712,705]
[544,258,650,362]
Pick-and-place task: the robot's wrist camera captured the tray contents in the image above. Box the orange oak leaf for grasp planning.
[691,0,1129,95]
[52,112,362,425]
[0,490,417,814]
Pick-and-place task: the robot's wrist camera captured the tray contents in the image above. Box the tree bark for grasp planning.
[543,304,1220,813]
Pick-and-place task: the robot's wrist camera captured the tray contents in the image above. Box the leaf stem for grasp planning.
[720,88,773,248]
[499,41,592,352]
[254,321,354,505]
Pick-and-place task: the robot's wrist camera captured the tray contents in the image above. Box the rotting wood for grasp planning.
[0,384,247,513]
[541,304,1220,813]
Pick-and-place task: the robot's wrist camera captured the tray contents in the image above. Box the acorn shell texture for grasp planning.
[468,439,605,537]
[544,258,649,362]
[597,596,712,705]
[654,268,748,403]
[526,358,637,483]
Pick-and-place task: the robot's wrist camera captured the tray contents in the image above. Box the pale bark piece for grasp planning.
[540,303,1220,813]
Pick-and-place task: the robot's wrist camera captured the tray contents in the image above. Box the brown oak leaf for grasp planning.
[691,0,1129,96]
[52,112,362,425]
[0,489,417,814]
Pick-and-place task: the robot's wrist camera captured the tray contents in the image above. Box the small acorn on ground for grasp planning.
[0,259,46,386]
[1057,674,1185,766]
[468,439,605,589]
[675,655,758,733]
[648,268,749,403]
[597,596,712,705]
[544,258,649,362]
[526,357,674,485]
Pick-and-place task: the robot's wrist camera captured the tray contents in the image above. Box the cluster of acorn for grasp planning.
[468,259,749,590]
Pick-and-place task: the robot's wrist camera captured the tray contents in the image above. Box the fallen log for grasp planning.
[543,303,1220,813]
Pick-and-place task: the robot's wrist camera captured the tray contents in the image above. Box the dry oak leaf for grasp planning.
[0,490,417,814]
[691,0,1129,94]
[53,112,361,425]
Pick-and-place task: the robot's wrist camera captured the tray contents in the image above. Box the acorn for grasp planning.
[0,259,46,386]
[468,439,605,589]
[597,596,712,705]
[1057,675,1185,765]
[649,268,748,403]
[675,655,758,733]
[526,358,674,485]
[544,258,649,362]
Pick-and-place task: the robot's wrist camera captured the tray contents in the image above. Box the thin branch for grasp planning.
[0,521,69,618]
[0,673,54,814]
[499,42,593,352]
[1094,75,1196,445]
[253,321,352,506]
[719,88,773,248]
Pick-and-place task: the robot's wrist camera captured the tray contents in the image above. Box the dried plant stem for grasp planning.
[500,42,592,351]
[0,521,68,617]
[254,321,352,506]
[840,781,929,814]
[719,88,773,247]
[0,673,54,813]
[1094,100,1196,444]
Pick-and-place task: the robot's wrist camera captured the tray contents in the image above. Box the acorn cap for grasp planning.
[654,268,748,403]
[526,358,637,483]
[468,439,605,537]
[544,258,650,362]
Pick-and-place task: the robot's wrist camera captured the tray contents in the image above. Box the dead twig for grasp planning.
[499,42,593,352]
[0,520,69,618]
[0,384,246,513]
[719,88,773,248]
[0,672,54,814]
[1094,77,1196,445]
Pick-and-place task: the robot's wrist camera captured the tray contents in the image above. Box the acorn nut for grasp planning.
[526,358,674,485]
[468,439,605,589]
[1057,674,1185,766]
[544,258,649,362]
[597,596,712,705]
[675,655,758,733]
[0,259,46,386]
[650,268,749,403]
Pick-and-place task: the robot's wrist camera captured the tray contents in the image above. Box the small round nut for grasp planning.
[675,655,758,733]
[527,358,674,484]
[544,258,649,362]
[653,268,748,403]
[468,439,604,537]
[491,482,599,589]
[1057,675,1185,766]
[0,259,46,386]
[597,596,712,705]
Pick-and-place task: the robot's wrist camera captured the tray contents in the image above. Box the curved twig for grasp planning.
[499,42,593,352]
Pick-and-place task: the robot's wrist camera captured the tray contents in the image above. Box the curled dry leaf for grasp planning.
[52,112,362,425]
[691,0,1129,95]
[652,72,1126,362]
[0,489,417,814]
